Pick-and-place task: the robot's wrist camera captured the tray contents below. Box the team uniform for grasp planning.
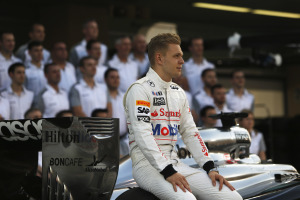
[124,68,242,200]
[25,62,47,99]
[249,130,266,155]
[226,88,254,112]
[108,54,139,93]
[183,58,214,96]
[58,62,77,93]
[193,89,214,115]
[1,86,34,120]
[129,53,150,77]
[94,63,108,84]
[0,96,10,120]
[15,43,50,65]
[0,53,21,91]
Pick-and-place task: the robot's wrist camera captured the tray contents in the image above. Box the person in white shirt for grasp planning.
[0,31,21,91]
[1,63,34,120]
[200,106,217,129]
[183,37,215,95]
[193,68,217,125]
[226,70,254,112]
[0,95,10,120]
[25,41,47,99]
[51,41,77,93]
[211,84,232,127]
[104,68,129,157]
[15,23,50,65]
[108,36,139,92]
[129,34,150,77]
[86,39,107,84]
[69,19,107,67]
[238,109,266,161]
[69,56,112,117]
[35,63,70,118]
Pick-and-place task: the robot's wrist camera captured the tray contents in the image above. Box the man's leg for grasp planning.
[133,163,196,200]
[175,163,243,200]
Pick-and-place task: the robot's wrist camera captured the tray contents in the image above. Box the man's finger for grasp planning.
[210,174,216,186]
[224,180,235,191]
[219,176,224,191]
[173,182,177,192]
[182,179,192,193]
[178,183,186,192]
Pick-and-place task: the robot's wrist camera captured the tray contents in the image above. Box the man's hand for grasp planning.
[208,171,235,191]
[166,172,192,193]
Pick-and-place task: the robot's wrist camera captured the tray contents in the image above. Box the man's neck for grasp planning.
[117,54,128,63]
[133,51,145,61]
[31,60,42,68]
[233,87,244,97]
[109,88,118,98]
[83,77,95,88]
[49,83,59,93]
[192,55,203,64]
[11,83,23,96]
[0,50,13,60]
[215,102,224,110]
[152,66,171,82]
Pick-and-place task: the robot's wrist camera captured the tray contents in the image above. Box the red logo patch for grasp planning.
[151,110,158,117]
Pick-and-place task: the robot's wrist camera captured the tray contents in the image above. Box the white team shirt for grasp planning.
[183,58,214,95]
[1,86,34,120]
[36,84,70,118]
[94,63,108,84]
[24,48,50,66]
[226,88,254,112]
[108,54,139,92]
[128,53,150,77]
[0,96,10,120]
[193,89,214,115]
[0,53,21,90]
[25,62,47,98]
[110,90,127,136]
[58,62,77,93]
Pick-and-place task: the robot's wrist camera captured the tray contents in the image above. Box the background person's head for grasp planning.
[201,68,217,88]
[44,63,61,85]
[104,68,120,90]
[29,23,45,42]
[8,62,26,85]
[115,36,132,58]
[200,106,217,128]
[239,109,255,132]
[91,108,108,118]
[231,70,245,89]
[79,56,97,78]
[132,34,147,54]
[55,110,73,118]
[24,108,42,119]
[83,19,98,41]
[211,84,226,105]
[0,31,15,54]
[51,41,68,62]
[86,39,101,60]
[28,41,43,63]
[188,37,204,57]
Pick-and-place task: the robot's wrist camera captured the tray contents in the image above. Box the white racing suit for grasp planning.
[123,68,242,200]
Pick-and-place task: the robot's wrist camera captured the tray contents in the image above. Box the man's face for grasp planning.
[52,42,68,61]
[30,25,45,42]
[202,71,217,88]
[0,33,15,53]
[239,113,254,130]
[46,65,61,85]
[10,66,25,85]
[133,35,147,53]
[28,110,43,119]
[189,39,203,57]
[232,71,245,88]
[160,44,184,79]
[83,21,99,40]
[95,112,108,118]
[202,108,217,128]
[212,87,226,104]
[29,45,43,62]
[80,58,97,78]
[88,42,101,60]
[105,71,120,90]
[116,37,132,57]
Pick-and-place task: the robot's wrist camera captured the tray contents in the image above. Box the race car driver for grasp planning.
[123,33,242,200]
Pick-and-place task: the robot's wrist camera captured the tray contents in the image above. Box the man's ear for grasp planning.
[155,52,163,65]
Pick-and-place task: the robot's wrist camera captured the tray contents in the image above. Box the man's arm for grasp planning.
[69,85,87,117]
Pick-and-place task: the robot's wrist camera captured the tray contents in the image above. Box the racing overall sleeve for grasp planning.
[179,93,215,173]
[125,84,176,178]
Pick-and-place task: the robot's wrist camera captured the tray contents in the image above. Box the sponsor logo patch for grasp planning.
[136,100,150,107]
[170,84,179,90]
[147,80,155,87]
[153,97,166,106]
[152,124,180,136]
[151,110,158,117]
[159,108,181,117]
[194,132,209,156]
[137,106,150,115]
[152,91,163,96]
[137,116,150,123]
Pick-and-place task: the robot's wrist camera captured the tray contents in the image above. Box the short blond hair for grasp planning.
[147,33,181,66]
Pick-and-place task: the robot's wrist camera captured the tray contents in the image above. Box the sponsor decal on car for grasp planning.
[152,124,180,136]
[147,80,155,87]
[152,91,163,96]
[170,84,179,90]
[153,97,166,106]
[136,100,150,107]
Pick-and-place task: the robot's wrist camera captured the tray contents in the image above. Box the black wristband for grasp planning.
[203,161,215,174]
[160,164,177,179]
